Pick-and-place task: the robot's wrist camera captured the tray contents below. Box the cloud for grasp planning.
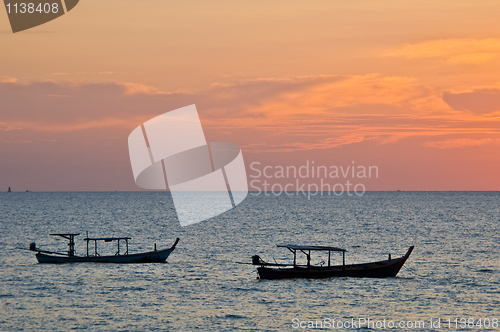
[3,74,426,128]
[443,89,500,114]
[243,134,369,153]
[0,80,181,128]
[1,75,499,154]
[2,75,500,193]
[426,138,500,149]
[384,38,500,65]
[446,53,497,65]
[52,71,121,76]
[268,74,446,114]
[0,122,22,131]
[1,76,17,83]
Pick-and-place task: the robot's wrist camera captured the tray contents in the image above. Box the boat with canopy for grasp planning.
[252,244,414,279]
[30,233,179,264]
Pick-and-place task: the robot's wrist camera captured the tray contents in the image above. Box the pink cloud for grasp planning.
[2,76,499,151]
[2,76,500,191]
[384,38,500,65]
[443,89,500,115]
[425,138,500,149]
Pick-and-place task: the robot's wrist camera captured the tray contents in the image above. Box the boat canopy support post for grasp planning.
[49,233,80,257]
[299,249,311,268]
[287,248,297,267]
[68,234,75,256]
[277,244,347,269]
[82,236,132,257]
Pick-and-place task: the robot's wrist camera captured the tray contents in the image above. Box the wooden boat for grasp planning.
[30,233,179,264]
[253,244,414,279]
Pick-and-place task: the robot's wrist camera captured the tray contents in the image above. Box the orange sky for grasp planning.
[1,0,500,191]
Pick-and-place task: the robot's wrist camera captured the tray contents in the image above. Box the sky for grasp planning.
[1,0,500,191]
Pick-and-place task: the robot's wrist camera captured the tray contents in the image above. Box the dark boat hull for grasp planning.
[35,238,179,264]
[257,246,414,279]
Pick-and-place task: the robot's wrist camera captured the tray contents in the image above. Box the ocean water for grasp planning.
[0,192,499,331]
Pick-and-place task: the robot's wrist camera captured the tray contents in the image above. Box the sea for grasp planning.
[0,192,499,331]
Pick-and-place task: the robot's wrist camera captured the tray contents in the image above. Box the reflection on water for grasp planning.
[0,192,499,331]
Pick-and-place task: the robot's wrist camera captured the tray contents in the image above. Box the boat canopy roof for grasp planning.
[50,233,80,236]
[83,237,131,241]
[50,233,80,238]
[277,244,346,252]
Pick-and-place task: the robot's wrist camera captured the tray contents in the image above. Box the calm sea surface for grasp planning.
[0,192,499,331]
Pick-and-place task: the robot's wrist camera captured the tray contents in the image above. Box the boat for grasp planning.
[252,244,414,279]
[30,233,179,264]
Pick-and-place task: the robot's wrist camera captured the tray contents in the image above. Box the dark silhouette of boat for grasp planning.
[252,244,414,279]
[30,233,179,264]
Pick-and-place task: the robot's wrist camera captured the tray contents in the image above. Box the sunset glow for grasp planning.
[1,0,499,191]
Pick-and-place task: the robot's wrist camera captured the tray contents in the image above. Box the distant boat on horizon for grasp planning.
[7,187,11,193]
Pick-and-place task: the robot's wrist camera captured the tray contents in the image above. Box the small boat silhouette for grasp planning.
[29,233,179,264]
[253,244,414,279]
